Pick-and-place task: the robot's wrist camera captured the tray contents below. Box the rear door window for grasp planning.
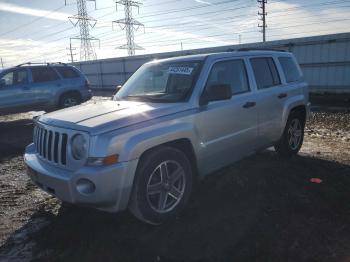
[278,57,302,83]
[31,67,59,83]
[250,57,281,89]
[206,59,250,95]
[55,67,80,79]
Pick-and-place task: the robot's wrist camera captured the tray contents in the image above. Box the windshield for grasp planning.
[116,60,202,103]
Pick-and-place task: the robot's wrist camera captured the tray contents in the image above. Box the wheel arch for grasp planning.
[281,95,307,133]
[57,90,82,106]
[137,138,198,179]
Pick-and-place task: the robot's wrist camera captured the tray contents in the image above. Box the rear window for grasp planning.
[251,57,281,89]
[278,57,302,83]
[31,67,59,83]
[55,67,80,79]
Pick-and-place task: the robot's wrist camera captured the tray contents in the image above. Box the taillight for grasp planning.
[85,79,91,89]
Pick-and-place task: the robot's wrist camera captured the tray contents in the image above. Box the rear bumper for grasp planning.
[81,89,93,102]
[306,101,311,120]
[24,143,138,213]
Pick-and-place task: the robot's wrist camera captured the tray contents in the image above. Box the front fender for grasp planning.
[121,122,199,162]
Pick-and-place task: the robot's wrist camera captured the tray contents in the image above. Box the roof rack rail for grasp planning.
[16,62,68,67]
[237,48,287,52]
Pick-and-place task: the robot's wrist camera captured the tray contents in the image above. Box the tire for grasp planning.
[59,93,81,109]
[275,111,305,158]
[129,146,193,225]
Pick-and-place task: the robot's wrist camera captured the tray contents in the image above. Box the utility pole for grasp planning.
[0,58,3,68]
[180,42,183,51]
[113,0,144,56]
[67,42,77,63]
[67,0,99,61]
[258,0,267,42]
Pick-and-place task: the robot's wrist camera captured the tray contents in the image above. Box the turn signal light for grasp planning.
[102,154,119,165]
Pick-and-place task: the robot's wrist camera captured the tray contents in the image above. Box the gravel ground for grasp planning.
[0,100,349,261]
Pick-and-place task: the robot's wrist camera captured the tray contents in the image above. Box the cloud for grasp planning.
[194,0,213,5]
[0,2,69,21]
[265,1,350,40]
[0,38,68,67]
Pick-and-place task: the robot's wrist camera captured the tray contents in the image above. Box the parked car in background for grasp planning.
[0,62,92,115]
[25,50,310,225]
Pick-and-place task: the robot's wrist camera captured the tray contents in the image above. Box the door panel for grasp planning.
[195,59,258,175]
[196,93,258,175]
[0,68,33,114]
[29,67,61,105]
[250,57,285,148]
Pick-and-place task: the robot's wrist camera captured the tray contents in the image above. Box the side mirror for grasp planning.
[116,85,122,93]
[199,84,232,106]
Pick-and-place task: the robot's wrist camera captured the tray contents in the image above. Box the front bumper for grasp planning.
[24,143,138,213]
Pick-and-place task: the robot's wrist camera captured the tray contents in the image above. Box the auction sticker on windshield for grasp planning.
[168,66,194,75]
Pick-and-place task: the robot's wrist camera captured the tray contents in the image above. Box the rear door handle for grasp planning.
[22,86,30,90]
[243,101,256,109]
[278,93,288,99]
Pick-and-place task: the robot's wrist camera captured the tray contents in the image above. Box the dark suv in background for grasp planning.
[0,62,92,115]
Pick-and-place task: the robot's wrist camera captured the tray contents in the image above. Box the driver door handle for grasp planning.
[243,101,256,109]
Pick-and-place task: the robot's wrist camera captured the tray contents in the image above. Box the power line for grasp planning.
[67,42,77,62]
[0,4,70,38]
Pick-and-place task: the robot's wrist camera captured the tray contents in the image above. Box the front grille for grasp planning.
[34,125,68,166]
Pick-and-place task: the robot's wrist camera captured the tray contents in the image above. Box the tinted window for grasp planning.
[55,67,80,79]
[278,57,301,83]
[251,57,281,89]
[0,69,28,86]
[206,59,249,95]
[31,67,59,83]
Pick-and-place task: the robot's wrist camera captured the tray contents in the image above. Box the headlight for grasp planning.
[71,134,87,160]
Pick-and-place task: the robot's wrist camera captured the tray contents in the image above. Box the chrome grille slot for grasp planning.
[33,124,68,166]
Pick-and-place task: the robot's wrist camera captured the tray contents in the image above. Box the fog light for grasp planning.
[76,179,95,194]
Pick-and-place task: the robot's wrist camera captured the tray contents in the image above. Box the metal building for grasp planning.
[74,32,350,93]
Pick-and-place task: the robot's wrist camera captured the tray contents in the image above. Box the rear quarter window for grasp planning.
[278,57,302,83]
[55,67,80,79]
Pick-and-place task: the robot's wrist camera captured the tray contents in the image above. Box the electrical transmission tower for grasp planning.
[113,0,144,56]
[258,0,267,42]
[67,0,99,61]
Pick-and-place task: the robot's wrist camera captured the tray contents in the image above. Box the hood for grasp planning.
[39,100,190,135]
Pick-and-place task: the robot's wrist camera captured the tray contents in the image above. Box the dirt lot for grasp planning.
[0,100,349,261]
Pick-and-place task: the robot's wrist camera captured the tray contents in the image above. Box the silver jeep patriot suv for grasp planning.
[24,51,310,224]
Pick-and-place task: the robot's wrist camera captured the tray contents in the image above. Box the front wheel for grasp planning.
[275,111,305,157]
[129,147,193,225]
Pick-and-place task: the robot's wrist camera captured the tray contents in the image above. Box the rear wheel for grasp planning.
[59,93,81,109]
[129,147,193,225]
[275,111,305,157]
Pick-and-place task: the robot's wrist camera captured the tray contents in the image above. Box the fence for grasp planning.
[73,32,350,94]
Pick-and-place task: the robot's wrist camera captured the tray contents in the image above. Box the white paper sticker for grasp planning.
[168,66,194,75]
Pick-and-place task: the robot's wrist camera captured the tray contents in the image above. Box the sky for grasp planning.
[0,0,349,67]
